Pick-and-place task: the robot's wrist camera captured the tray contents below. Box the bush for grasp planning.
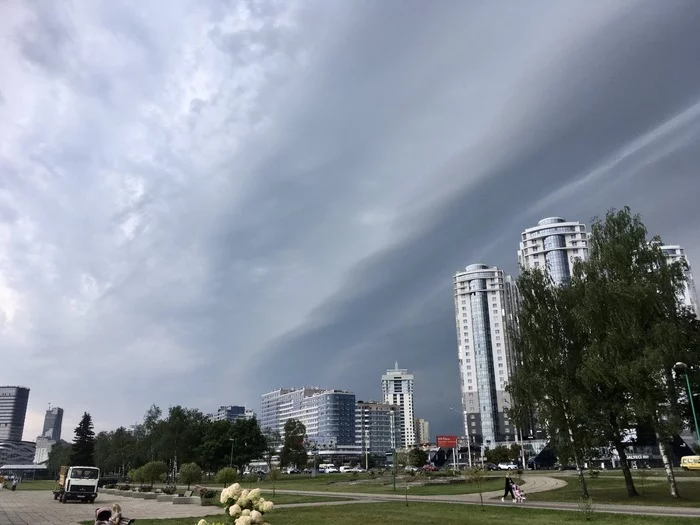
[178,462,203,489]
[138,485,153,492]
[199,488,216,499]
[162,485,177,495]
[142,461,168,485]
[105,483,116,489]
[117,484,130,491]
[128,467,144,485]
[588,469,600,479]
[215,467,238,486]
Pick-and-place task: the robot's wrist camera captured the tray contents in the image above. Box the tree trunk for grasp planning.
[655,431,680,498]
[564,411,588,498]
[613,440,638,497]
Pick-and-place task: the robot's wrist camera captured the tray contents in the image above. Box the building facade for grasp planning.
[660,244,699,316]
[0,440,36,465]
[0,387,30,442]
[355,401,400,456]
[381,364,416,448]
[518,217,590,285]
[454,265,520,449]
[209,405,256,423]
[260,388,356,446]
[414,418,430,445]
[41,407,63,441]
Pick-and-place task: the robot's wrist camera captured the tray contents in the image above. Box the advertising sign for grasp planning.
[436,435,459,448]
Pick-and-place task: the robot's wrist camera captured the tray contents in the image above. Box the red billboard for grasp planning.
[436,435,459,448]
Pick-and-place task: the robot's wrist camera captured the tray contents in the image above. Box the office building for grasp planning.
[381,364,416,448]
[660,244,699,316]
[260,388,356,446]
[41,406,64,441]
[355,401,400,456]
[0,440,36,465]
[0,387,30,441]
[454,265,520,449]
[518,217,590,285]
[414,418,430,445]
[209,405,256,423]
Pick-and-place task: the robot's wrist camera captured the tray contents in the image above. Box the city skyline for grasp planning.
[4,1,700,442]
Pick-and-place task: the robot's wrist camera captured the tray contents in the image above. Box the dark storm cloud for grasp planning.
[2,0,700,439]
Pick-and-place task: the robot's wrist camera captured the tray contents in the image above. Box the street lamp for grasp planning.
[449,406,472,468]
[389,409,396,492]
[675,362,700,445]
[229,438,235,468]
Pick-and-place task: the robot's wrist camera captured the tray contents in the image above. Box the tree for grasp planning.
[215,467,238,487]
[47,442,72,477]
[178,462,202,489]
[408,448,428,468]
[484,445,516,465]
[279,419,307,468]
[506,269,592,498]
[571,207,699,498]
[229,417,268,472]
[128,467,144,485]
[70,412,96,466]
[141,461,168,485]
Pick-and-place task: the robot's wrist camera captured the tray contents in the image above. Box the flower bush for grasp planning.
[196,483,273,525]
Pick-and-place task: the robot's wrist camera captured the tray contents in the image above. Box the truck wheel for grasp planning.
[61,494,68,503]
[53,493,58,500]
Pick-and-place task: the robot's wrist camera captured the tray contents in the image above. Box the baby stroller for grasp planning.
[512,483,526,503]
[94,507,136,525]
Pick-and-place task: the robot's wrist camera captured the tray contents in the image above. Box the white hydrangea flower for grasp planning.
[197,520,209,525]
[261,500,274,513]
[250,510,263,523]
[235,516,252,525]
[220,488,230,504]
[229,503,242,517]
[248,488,261,501]
[242,509,251,516]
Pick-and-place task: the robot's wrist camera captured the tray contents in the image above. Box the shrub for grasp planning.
[142,461,168,485]
[128,467,144,485]
[138,485,153,493]
[117,484,130,491]
[162,485,177,495]
[179,463,203,490]
[199,487,216,500]
[588,469,600,479]
[215,467,238,486]
[105,483,116,489]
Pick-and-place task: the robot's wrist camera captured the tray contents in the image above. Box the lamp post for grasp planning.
[390,409,396,492]
[229,438,235,469]
[675,362,700,444]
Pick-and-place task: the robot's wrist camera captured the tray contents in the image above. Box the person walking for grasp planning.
[501,474,514,502]
[11,478,18,491]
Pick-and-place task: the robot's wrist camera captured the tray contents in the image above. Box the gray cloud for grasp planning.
[1,0,700,439]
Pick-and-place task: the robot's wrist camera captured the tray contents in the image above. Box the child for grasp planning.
[109,503,122,524]
[512,483,526,503]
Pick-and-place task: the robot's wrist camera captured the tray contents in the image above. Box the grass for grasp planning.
[12,480,57,491]
[232,473,516,496]
[529,476,700,507]
[78,502,697,525]
[260,492,354,504]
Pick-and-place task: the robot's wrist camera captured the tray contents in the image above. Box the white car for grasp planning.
[498,463,518,470]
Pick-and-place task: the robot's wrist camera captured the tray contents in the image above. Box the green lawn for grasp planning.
[260,492,354,504]
[529,476,700,507]
[244,473,515,496]
[12,480,57,491]
[79,502,697,525]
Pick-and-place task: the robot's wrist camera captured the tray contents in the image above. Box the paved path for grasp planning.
[0,490,225,525]
[272,475,700,519]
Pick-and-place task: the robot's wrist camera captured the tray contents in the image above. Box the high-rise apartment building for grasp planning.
[381,364,416,448]
[518,217,590,285]
[414,418,430,445]
[41,406,64,441]
[355,401,400,456]
[454,265,520,449]
[660,244,699,316]
[0,386,30,441]
[260,388,356,446]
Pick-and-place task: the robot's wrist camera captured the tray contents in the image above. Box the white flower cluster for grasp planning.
[216,483,274,525]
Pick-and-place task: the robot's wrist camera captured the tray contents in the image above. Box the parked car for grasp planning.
[498,463,518,470]
[486,463,499,471]
[422,465,438,472]
[405,466,419,472]
[285,468,301,474]
[351,467,366,473]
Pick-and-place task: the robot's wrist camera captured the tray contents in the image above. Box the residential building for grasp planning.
[209,405,256,423]
[381,364,416,448]
[414,418,430,445]
[0,387,30,441]
[260,388,356,446]
[453,265,520,450]
[41,406,63,441]
[0,440,36,465]
[518,217,590,285]
[355,401,400,456]
[33,437,56,465]
[660,244,699,316]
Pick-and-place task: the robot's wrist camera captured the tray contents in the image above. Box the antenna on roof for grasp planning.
[395,361,399,370]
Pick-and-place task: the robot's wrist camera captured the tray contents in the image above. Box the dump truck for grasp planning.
[53,465,100,503]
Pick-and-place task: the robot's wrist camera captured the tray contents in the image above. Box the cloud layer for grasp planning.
[2,0,700,440]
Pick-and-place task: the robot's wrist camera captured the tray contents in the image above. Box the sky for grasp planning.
[2,0,700,443]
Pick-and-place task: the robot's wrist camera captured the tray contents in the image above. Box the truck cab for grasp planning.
[54,466,100,503]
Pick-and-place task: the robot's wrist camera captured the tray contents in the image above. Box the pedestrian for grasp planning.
[501,474,514,502]
[11,478,18,491]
